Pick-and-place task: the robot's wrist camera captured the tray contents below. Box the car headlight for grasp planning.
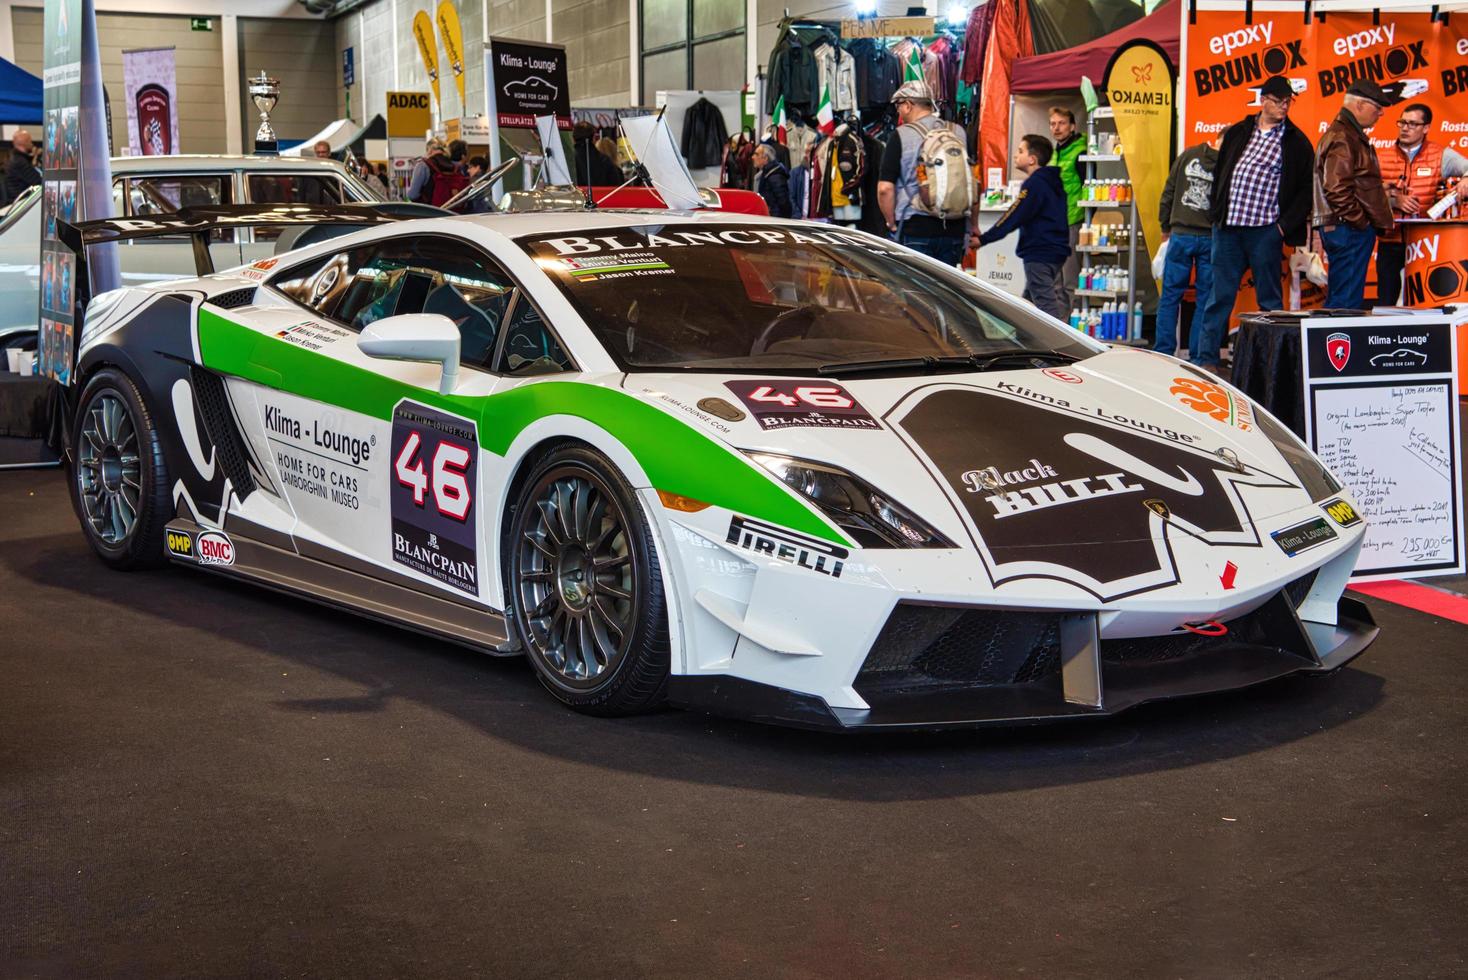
[747,452,955,549]
[1255,409,1341,502]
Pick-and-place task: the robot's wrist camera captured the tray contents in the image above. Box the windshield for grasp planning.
[520,223,1097,373]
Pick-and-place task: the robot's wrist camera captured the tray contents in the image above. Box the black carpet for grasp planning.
[2,470,1466,978]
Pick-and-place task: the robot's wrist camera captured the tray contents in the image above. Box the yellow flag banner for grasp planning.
[412,9,441,113]
[1102,40,1175,287]
[435,1,466,111]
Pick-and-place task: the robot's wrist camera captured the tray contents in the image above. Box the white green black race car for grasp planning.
[61,206,1377,730]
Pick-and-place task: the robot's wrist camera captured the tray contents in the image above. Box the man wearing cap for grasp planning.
[1375,102,1468,306]
[877,80,971,264]
[1197,76,1314,373]
[1313,79,1398,310]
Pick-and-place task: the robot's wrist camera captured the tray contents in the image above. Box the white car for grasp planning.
[63,206,1377,730]
[1,154,379,350]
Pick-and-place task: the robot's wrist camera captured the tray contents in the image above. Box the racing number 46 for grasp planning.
[395,431,472,520]
[747,385,853,408]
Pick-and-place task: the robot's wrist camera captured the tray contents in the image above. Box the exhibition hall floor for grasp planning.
[3,468,1466,978]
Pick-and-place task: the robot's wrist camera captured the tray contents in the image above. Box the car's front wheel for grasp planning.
[505,446,669,715]
[69,368,171,570]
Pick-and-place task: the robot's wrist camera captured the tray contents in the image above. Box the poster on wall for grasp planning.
[38,0,84,384]
[1301,312,1465,581]
[122,47,179,156]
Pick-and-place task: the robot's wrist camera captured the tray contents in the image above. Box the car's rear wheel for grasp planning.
[70,369,171,570]
[505,446,669,715]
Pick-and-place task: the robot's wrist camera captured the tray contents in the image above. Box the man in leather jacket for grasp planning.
[1313,79,1399,310]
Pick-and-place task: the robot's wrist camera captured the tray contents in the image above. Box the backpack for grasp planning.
[909,119,972,220]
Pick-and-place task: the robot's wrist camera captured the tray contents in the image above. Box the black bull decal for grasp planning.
[896,387,1301,600]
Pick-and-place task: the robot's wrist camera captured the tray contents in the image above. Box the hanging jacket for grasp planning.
[681,98,729,170]
[755,159,793,218]
[848,38,901,109]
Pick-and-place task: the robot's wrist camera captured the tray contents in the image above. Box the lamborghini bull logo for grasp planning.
[894,386,1301,601]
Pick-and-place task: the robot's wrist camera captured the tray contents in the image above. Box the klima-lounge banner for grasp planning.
[122,46,178,156]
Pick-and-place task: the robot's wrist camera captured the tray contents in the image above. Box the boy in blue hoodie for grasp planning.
[977,134,1072,321]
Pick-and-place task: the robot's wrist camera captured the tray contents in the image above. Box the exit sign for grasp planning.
[190,17,212,31]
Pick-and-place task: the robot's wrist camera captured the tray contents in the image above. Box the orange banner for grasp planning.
[1183,5,1468,158]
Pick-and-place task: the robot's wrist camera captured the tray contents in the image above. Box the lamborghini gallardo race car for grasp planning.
[61,206,1377,730]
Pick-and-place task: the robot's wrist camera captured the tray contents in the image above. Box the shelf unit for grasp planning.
[1078,106,1141,339]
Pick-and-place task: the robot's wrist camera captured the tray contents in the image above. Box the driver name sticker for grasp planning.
[559,251,670,281]
[724,380,879,431]
[389,402,479,596]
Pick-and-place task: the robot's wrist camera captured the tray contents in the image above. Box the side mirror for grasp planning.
[357,313,461,394]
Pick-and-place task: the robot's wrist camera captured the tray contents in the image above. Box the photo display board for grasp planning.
[1302,313,1466,581]
[38,0,85,384]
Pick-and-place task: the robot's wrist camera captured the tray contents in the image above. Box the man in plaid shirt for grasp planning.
[1197,76,1315,374]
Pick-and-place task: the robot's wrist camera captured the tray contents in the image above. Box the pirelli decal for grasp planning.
[727,516,849,578]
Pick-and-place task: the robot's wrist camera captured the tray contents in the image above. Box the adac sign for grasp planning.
[386,90,433,137]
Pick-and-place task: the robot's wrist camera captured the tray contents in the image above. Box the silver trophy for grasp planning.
[248,70,280,154]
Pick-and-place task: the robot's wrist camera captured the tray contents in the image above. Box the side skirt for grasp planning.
[165,518,518,656]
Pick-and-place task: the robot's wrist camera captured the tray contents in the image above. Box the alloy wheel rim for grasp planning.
[516,468,636,687]
[77,392,142,546]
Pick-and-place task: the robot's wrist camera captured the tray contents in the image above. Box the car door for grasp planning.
[112,172,244,283]
[223,232,530,608]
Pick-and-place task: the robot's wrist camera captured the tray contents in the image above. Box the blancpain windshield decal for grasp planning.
[526,225,903,258]
[890,385,1299,600]
[724,380,879,431]
[727,516,848,577]
[390,402,479,595]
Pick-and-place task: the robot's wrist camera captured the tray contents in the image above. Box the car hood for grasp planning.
[627,348,1332,583]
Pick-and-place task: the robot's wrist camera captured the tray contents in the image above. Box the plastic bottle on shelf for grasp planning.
[1133,302,1144,339]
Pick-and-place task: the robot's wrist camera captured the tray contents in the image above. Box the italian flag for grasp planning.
[904,46,923,82]
[815,84,835,135]
[772,94,787,142]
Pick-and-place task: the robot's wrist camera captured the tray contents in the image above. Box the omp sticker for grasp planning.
[1322,497,1363,528]
[197,530,235,566]
[724,380,879,431]
[165,529,194,559]
[390,402,479,595]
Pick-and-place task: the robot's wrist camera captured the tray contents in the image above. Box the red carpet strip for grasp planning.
[1349,580,1468,626]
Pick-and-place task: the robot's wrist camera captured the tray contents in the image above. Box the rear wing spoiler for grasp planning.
[54,202,447,393]
[57,202,438,279]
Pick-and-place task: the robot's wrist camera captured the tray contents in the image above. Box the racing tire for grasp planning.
[69,368,172,570]
[505,446,670,716]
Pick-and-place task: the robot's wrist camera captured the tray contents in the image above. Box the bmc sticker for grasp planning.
[1271,517,1338,557]
[1322,497,1363,528]
[723,380,879,431]
[197,530,235,566]
[165,529,194,559]
[390,402,479,595]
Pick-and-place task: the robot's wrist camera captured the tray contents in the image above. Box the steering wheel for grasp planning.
[750,304,826,356]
